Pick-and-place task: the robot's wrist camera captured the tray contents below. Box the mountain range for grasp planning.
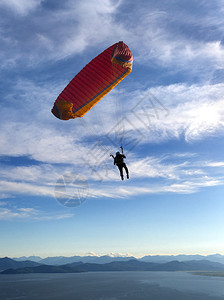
[2,259,224,274]
[0,257,40,272]
[1,255,224,274]
[12,253,224,265]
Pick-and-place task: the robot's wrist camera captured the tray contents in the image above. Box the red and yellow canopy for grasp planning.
[51,41,133,120]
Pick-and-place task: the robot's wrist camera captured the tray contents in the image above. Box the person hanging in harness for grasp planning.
[110,146,129,181]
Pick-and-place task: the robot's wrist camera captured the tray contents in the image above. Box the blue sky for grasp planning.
[0,0,224,258]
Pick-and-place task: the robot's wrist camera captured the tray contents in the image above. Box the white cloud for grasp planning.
[0,164,60,185]
[129,157,179,180]
[0,0,42,16]
[89,176,224,198]
[0,148,224,200]
[135,35,224,71]
[0,206,74,220]
[0,180,54,198]
[0,206,39,220]
[207,161,224,167]
[127,2,224,79]
[0,0,223,80]
[1,80,223,170]
[85,154,224,198]
[34,213,74,221]
[59,0,124,56]
[124,83,224,143]
[0,121,89,164]
[0,0,127,66]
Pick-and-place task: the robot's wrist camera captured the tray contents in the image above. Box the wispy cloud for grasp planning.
[0,0,42,16]
[1,0,223,78]
[124,83,224,143]
[0,205,74,221]
[0,180,54,198]
[1,80,223,165]
[89,176,224,198]
[206,161,224,167]
[1,76,224,201]
[1,151,224,200]
[0,206,39,220]
[128,0,224,78]
[0,0,126,67]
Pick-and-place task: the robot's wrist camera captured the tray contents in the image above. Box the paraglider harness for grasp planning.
[110,146,124,162]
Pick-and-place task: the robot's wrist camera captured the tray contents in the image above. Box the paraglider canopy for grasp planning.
[51,41,133,120]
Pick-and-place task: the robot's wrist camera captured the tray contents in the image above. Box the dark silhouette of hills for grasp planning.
[2,258,224,274]
[70,259,224,272]
[0,257,40,272]
[2,262,84,274]
[140,253,224,264]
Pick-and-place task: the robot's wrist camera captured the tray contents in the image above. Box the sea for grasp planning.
[0,271,224,300]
